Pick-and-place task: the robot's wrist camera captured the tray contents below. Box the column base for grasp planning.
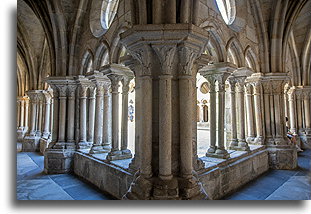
[44,148,76,174]
[128,155,139,172]
[246,136,256,144]
[53,142,76,150]
[206,146,217,155]
[152,177,180,200]
[267,144,297,170]
[77,141,91,149]
[89,145,110,154]
[17,127,27,141]
[41,132,51,140]
[228,140,238,150]
[254,136,265,145]
[123,174,153,200]
[206,148,230,159]
[123,174,209,200]
[106,150,132,161]
[40,138,51,155]
[22,135,41,152]
[237,140,250,151]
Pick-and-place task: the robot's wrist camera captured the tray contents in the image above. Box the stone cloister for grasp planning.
[16,0,311,200]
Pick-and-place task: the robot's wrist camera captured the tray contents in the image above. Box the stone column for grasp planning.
[205,77,217,154]
[88,86,96,143]
[302,89,311,144]
[50,86,59,143]
[20,98,25,128]
[28,93,38,136]
[236,81,249,151]
[102,84,111,151]
[258,73,296,169]
[199,104,204,122]
[120,76,133,158]
[90,84,104,153]
[106,75,123,160]
[252,82,264,144]
[78,85,88,149]
[42,92,52,139]
[216,78,231,157]
[159,75,173,180]
[228,78,238,149]
[88,72,111,154]
[44,77,77,174]
[24,97,29,131]
[16,98,21,128]
[56,86,67,146]
[66,85,76,144]
[245,83,256,143]
[288,88,297,134]
[37,93,44,137]
[296,91,303,134]
[284,84,291,128]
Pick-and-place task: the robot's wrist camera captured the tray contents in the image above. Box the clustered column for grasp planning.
[228,78,238,149]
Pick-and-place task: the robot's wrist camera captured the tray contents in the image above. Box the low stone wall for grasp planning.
[73,146,269,200]
[74,153,134,199]
[199,147,269,199]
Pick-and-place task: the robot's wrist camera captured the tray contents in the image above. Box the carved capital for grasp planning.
[89,86,96,98]
[79,85,88,98]
[57,85,67,97]
[178,46,198,76]
[245,83,252,95]
[153,45,177,75]
[128,44,152,76]
[67,85,77,98]
[108,74,122,93]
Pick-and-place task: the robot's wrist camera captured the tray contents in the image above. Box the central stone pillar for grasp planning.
[247,73,297,169]
[245,83,256,143]
[23,91,41,151]
[44,77,77,174]
[121,24,209,200]
[101,64,134,160]
[199,62,236,158]
[88,71,111,154]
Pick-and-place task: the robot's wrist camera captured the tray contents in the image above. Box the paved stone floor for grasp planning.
[17,138,310,200]
[17,152,113,200]
[224,149,311,200]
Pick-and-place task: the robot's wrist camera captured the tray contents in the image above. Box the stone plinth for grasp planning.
[44,149,76,174]
[73,145,268,200]
[22,135,40,152]
[40,138,51,155]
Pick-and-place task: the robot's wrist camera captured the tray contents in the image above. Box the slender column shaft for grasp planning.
[24,99,29,129]
[253,84,264,143]
[288,91,297,133]
[67,87,75,142]
[37,99,43,134]
[51,91,59,142]
[79,87,87,143]
[152,0,162,24]
[236,83,249,150]
[216,83,228,153]
[17,100,21,127]
[140,76,152,178]
[199,105,204,122]
[303,94,311,130]
[159,75,172,180]
[88,88,96,142]
[49,98,53,136]
[296,95,303,132]
[229,80,238,148]
[58,96,67,142]
[207,81,217,153]
[43,98,51,137]
[179,76,193,178]
[102,86,111,149]
[93,86,104,146]
[20,100,25,127]
[110,79,120,152]
[121,81,130,151]
[270,93,276,137]
[264,93,272,137]
[245,85,255,141]
[29,99,37,135]
[274,94,283,137]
